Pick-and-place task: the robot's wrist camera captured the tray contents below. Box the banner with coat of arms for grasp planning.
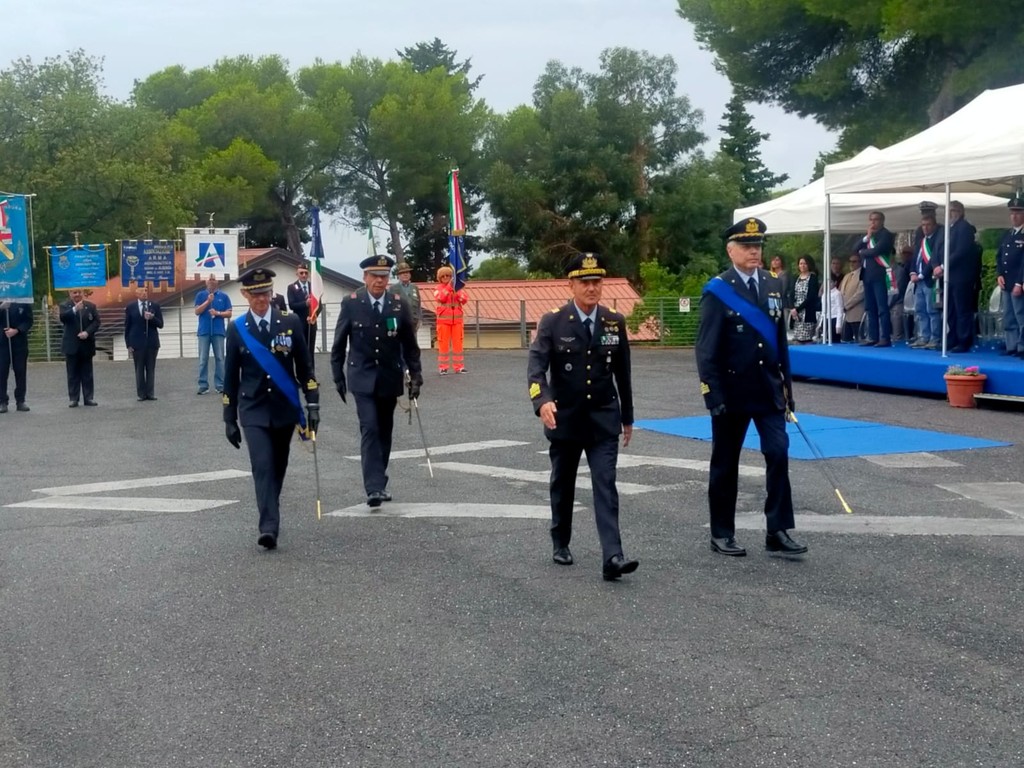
[50,244,107,290]
[182,228,240,280]
[0,195,34,302]
[121,240,176,287]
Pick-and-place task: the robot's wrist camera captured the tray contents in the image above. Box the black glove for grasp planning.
[225,421,242,449]
[709,404,727,417]
[306,406,320,434]
[335,376,347,403]
[787,400,796,415]
[408,376,422,401]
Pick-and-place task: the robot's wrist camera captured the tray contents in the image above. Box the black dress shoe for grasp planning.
[552,547,574,565]
[766,530,808,554]
[16,403,29,412]
[257,533,277,550]
[83,400,98,406]
[367,491,384,508]
[858,340,876,347]
[146,396,158,401]
[998,349,1015,356]
[602,554,639,581]
[710,536,746,556]
[0,403,7,414]
[379,490,392,502]
[137,397,146,402]
[68,401,79,408]
[874,340,892,348]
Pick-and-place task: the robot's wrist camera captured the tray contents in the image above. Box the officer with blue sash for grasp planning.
[223,268,319,550]
[695,218,807,557]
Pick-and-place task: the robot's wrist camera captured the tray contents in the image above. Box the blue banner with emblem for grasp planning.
[0,196,34,301]
[51,244,107,290]
[121,240,176,287]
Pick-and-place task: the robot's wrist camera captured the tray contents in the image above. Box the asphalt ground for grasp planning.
[1,349,1022,767]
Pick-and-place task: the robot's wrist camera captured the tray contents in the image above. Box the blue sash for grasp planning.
[703,277,779,359]
[234,315,309,438]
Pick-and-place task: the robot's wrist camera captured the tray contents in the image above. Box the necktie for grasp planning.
[747,277,758,304]
[303,283,309,297]
[259,319,268,337]
[374,300,381,315]
[583,317,593,342]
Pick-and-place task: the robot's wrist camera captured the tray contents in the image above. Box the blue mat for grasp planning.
[634,414,1010,460]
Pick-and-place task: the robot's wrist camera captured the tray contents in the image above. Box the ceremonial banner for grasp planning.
[0,196,34,302]
[121,240,176,287]
[448,169,469,291]
[182,229,240,279]
[51,245,107,290]
[308,206,325,321]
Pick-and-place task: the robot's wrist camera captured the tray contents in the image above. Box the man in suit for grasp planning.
[857,210,896,347]
[0,300,34,413]
[59,289,101,407]
[945,200,982,353]
[527,252,639,581]
[695,217,807,558]
[124,285,164,401]
[996,197,1024,357]
[909,212,944,350]
[223,268,320,550]
[286,260,317,367]
[331,254,423,507]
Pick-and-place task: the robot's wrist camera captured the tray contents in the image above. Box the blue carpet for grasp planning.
[634,414,1010,460]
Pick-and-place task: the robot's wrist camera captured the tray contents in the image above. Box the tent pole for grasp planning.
[942,183,951,358]
[824,194,832,345]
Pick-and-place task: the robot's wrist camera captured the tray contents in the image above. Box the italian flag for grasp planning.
[309,206,327,321]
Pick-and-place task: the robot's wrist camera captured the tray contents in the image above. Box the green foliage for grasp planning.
[718,93,788,205]
[472,255,528,280]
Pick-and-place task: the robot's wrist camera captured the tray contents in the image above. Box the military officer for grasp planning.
[996,197,1024,357]
[527,252,639,581]
[0,300,34,413]
[59,289,101,407]
[223,268,319,550]
[695,218,806,557]
[391,261,422,333]
[286,260,318,366]
[331,254,423,507]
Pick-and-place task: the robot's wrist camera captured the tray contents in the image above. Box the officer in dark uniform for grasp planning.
[695,218,807,557]
[331,254,423,507]
[527,252,639,581]
[59,289,101,407]
[996,197,1024,356]
[223,268,319,550]
[287,260,317,366]
[0,300,33,413]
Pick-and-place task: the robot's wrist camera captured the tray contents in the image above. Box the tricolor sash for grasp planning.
[234,316,309,439]
[869,236,896,291]
[703,277,779,359]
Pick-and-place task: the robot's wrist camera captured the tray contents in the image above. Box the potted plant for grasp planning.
[943,365,986,408]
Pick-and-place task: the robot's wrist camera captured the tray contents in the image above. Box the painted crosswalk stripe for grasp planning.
[32,469,251,497]
[939,482,1024,519]
[327,503,550,519]
[733,515,1024,537]
[428,461,658,495]
[347,439,529,462]
[6,496,237,513]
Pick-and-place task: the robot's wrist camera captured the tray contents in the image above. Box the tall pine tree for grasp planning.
[718,92,787,206]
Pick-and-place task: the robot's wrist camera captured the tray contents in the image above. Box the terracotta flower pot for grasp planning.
[944,373,987,408]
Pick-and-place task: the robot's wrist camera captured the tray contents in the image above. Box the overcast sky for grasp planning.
[11,0,835,277]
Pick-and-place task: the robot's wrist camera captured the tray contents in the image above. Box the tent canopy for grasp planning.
[823,84,1024,194]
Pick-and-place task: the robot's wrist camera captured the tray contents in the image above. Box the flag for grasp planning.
[366,225,376,257]
[0,195,34,301]
[448,169,468,291]
[308,206,326,322]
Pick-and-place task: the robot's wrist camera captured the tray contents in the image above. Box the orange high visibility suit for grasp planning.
[434,266,469,373]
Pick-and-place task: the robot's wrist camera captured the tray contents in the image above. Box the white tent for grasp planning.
[823,84,1024,195]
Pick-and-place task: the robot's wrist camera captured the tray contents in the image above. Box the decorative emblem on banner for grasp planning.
[0,195,34,301]
[181,228,241,280]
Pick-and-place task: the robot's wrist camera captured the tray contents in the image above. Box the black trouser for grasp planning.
[304,322,318,371]
[0,338,28,404]
[65,350,95,403]
[946,282,976,350]
[133,345,158,398]
[354,393,396,494]
[708,410,794,539]
[243,423,295,536]
[548,436,623,562]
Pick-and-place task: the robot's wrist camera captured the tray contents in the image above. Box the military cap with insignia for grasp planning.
[1008,197,1024,211]
[723,217,767,245]
[918,200,938,213]
[360,254,395,275]
[566,252,607,280]
[395,261,413,274]
[239,267,276,294]
[299,259,312,270]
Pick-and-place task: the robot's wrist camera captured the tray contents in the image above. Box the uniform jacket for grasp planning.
[997,227,1024,287]
[331,287,422,398]
[124,299,164,351]
[695,268,792,415]
[390,281,422,331]
[286,280,313,321]
[59,299,100,357]
[222,309,319,428]
[527,302,633,443]
[2,303,33,346]
[911,228,945,287]
[433,283,468,325]
[858,227,896,284]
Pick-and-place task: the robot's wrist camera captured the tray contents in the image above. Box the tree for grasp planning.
[676,0,1024,151]
[471,255,528,280]
[718,93,787,205]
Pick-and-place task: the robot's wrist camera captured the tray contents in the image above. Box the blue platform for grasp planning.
[788,342,1024,396]
[634,414,1010,460]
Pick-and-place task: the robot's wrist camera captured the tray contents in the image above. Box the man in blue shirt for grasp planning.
[194,275,233,394]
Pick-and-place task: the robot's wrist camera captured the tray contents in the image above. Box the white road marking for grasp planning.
[616,453,763,477]
[939,482,1024,519]
[6,496,237,513]
[428,461,657,495]
[346,439,529,461]
[734,515,1024,537]
[32,469,251,496]
[865,452,961,468]
[327,503,550,519]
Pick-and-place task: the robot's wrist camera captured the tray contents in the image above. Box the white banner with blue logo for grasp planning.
[182,228,240,280]
[0,195,34,302]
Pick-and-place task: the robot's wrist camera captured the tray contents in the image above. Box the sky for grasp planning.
[10,0,836,278]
